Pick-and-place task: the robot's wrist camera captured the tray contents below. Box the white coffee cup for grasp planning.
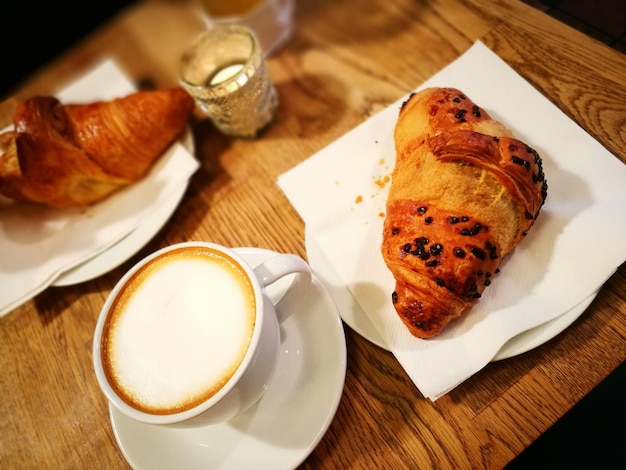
[92,241,311,427]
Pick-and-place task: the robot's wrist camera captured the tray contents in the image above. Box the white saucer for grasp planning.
[109,247,347,470]
[53,130,195,287]
[305,231,597,361]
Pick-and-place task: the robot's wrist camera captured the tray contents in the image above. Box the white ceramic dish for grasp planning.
[52,183,188,286]
[305,232,597,361]
[492,292,596,360]
[109,247,347,470]
[52,130,195,287]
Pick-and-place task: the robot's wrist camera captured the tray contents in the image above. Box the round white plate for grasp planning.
[305,231,597,361]
[109,247,347,470]
[52,130,195,287]
[52,183,188,286]
[491,292,596,360]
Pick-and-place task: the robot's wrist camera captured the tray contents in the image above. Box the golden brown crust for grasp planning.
[382,87,547,338]
[0,87,194,208]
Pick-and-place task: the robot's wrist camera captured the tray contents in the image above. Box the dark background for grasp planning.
[1,1,135,98]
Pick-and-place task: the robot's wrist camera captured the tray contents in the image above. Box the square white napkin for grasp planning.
[278,41,626,400]
[0,60,200,317]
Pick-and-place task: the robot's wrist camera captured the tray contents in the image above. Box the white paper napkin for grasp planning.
[0,60,200,317]
[277,41,626,400]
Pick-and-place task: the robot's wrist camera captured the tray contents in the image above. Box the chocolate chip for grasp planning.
[470,246,487,260]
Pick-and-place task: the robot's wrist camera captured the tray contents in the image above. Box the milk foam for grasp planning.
[104,249,256,413]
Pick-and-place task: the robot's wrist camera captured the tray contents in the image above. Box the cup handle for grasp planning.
[253,254,312,322]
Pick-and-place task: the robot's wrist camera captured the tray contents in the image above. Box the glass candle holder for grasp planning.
[180,25,278,138]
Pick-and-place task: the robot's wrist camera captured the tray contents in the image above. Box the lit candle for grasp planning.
[180,25,278,137]
[209,63,245,85]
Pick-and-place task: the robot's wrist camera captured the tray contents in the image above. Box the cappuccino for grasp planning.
[100,246,256,415]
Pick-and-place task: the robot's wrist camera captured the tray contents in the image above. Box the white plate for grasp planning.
[109,247,347,470]
[52,130,194,287]
[52,183,188,286]
[305,231,597,361]
[492,292,596,360]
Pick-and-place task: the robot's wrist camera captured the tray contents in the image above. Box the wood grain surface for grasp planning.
[1,0,624,468]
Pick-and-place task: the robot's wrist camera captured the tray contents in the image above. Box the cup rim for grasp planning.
[92,241,264,425]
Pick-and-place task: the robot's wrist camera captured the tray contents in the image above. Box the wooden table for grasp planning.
[1,0,625,468]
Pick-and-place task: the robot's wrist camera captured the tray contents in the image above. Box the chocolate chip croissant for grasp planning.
[0,87,194,208]
[381,87,548,338]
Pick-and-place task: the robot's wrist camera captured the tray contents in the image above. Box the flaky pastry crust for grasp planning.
[0,87,194,208]
[382,87,547,338]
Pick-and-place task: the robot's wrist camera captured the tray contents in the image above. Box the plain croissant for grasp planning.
[0,87,194,208]
[381,87,548,338]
